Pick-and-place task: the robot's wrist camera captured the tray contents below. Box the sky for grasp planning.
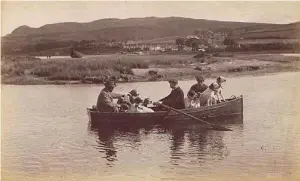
[1,1,300,36]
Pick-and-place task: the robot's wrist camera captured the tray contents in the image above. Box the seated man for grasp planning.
[96,80,123,112]
[127,97,154,113]
[156,79,185,109]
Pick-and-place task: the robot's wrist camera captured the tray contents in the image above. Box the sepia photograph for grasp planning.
[1,1,300,181]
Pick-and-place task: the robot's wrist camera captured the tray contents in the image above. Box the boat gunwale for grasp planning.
[87,95,243,116]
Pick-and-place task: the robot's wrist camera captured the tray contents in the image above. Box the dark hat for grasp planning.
[168,79,178,84]
[195,74,205,82]
[104,80,116,87]
[129,89,139,97]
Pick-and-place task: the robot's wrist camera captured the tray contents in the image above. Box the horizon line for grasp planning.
[6,16,300,35]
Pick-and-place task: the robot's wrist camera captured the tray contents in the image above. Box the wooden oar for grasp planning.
[156,103,232,131]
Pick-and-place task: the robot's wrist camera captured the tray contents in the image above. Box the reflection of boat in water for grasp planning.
[88,116,244,166]
[87,95,243,125]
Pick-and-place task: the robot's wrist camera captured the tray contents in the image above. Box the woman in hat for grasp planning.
[189,74,208,95]
[189,74,208,106]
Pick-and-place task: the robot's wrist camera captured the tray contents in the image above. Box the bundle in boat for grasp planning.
[70,49,84,58]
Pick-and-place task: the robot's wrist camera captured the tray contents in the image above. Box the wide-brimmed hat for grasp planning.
[217,76,226,83]
[104,80,116,87]
[129,89,139,97]
[168,79,178,84]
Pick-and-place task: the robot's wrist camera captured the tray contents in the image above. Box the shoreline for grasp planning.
[2,68,299,85]
[2,53,300,85]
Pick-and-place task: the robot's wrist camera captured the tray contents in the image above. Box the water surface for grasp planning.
[2,72,300,181]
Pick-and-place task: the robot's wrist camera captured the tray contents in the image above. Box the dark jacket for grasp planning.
[96,88,123,112]
[160,86,185,109]
[189,83,208,94]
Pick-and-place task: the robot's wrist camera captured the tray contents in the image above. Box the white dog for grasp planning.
[200,83,219,106]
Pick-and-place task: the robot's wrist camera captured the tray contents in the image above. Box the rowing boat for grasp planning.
[87,95,243,124]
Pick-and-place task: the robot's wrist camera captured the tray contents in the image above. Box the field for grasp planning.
[1,53,300,85]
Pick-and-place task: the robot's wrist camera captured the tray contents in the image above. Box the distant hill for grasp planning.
[2,17,300,54]
[2,17,272,42]
[231,22,300,39]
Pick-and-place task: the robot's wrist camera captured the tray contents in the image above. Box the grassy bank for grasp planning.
[1,53,300,85]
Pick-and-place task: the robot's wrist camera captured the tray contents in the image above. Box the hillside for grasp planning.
[232,22,300,39]
[2,17,270,43]
[2,17,300,55]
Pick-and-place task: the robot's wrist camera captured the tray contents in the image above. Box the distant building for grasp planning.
[186,35,200,39]
[12,48,21,52]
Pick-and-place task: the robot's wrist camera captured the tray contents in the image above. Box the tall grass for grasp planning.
[1,54,201,81]
[1,55,150,81]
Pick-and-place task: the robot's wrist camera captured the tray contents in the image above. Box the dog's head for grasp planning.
[143,98,152,106]
[217,76,226,83]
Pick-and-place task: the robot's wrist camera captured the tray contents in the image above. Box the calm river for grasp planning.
[2,72,300,181]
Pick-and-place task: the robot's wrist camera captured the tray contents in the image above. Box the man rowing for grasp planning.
[155,79,185,109]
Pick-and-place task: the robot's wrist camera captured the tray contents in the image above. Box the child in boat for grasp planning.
[128,97,154,113]
[184,90,201,108]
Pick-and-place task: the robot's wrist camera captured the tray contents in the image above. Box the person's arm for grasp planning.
[159,91,172,102]
[111,92,124,99]
[164,88,184,108]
